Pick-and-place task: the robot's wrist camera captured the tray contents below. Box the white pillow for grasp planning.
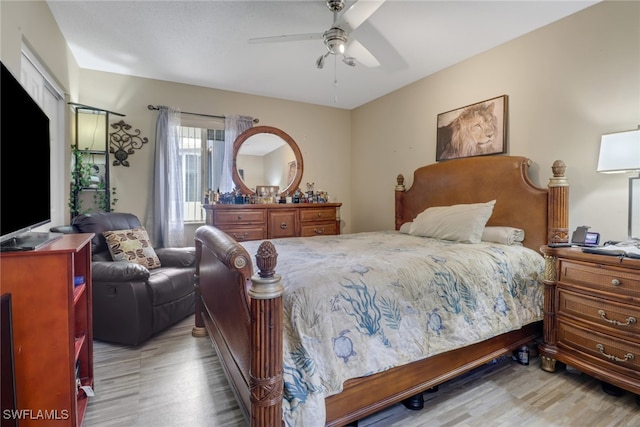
[409,200,496,243]
[399,222,412,234]
[482,226,525,246]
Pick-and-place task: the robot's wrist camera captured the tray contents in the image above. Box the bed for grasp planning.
[193,155,569,426]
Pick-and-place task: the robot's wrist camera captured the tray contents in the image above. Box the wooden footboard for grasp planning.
[195,156,569,427]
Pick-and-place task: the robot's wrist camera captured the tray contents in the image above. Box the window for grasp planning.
[178,123,225,222]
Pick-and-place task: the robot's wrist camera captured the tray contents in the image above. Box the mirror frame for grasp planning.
[232,125,304,196]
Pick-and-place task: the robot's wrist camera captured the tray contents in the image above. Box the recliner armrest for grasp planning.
[50,225,76,234]
[92,261,150,282]
[155,247,196,268]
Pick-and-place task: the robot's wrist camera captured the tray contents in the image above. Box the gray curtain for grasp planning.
[219,114,254,193]
[146,106,184,248]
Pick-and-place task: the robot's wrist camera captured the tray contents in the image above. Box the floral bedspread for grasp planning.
[240,231,544,426]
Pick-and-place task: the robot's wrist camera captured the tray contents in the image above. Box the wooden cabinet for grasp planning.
[539,246,640,395]
[204,203,341,242]
[0,234,94,426]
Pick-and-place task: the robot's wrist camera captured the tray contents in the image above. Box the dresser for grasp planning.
[539,246,640,396]
[203,202,342,241]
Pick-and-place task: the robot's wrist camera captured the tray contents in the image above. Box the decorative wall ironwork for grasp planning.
[109,120,149,167]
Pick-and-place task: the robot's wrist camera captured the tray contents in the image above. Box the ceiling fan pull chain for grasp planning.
[333,55,339,104]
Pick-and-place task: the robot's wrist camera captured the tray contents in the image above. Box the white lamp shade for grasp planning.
[597,129,640,173]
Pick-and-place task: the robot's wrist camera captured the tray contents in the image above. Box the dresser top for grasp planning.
[203,202,342,210]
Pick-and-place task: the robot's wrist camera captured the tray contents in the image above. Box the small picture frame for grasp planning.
[86,163,105,188]
[436,95,508,161]
[255,185,279,198]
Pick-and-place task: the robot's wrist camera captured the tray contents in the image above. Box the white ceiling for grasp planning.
[46,0,600,110]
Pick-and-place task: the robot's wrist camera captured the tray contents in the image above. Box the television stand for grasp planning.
[0,231,63,252]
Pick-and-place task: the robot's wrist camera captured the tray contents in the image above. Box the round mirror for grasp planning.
[232,126,303,196]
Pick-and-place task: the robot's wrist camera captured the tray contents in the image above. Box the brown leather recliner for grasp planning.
[54,212,195,346]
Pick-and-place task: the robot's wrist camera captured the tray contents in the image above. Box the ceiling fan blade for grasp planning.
[335,0,386,33]
[346,39,380,68]
[249,32,323,44]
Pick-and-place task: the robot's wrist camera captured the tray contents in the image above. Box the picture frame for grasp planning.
[255,185,279,198]
[287,161,297,187]
[86,163,106,189]
[436,95,508,161]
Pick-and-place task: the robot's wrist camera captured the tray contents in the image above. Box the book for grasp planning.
[582,242,640,259]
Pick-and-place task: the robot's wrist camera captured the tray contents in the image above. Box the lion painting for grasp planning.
[436,98,505,161]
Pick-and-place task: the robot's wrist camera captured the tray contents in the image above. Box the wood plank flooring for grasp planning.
[84,316,639,427]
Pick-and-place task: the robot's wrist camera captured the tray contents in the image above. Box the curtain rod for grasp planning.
[147,104,259,123]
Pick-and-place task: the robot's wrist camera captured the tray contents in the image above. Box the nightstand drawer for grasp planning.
[558,290,640,336]
[300,207,336,223]
[214,209,266,225]
[557,321,640,376]
[301,222,337,237]
[559,260,640,299]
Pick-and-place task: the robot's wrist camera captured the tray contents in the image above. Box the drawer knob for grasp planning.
[596,344,635,363]
[280,223,288,229]
[611,278,621,286]
[598,310,637,326]
[237,215,243,220]
[232,232,248,240]
[314,228,325,235]
[317,212,323,217]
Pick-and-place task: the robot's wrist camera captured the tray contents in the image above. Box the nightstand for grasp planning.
[539,246,640,396]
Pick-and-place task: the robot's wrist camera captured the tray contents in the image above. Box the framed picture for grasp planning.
[287,161,297,187]
[256,185,279,198]
[436,95,508,161]
[86,163,106,188]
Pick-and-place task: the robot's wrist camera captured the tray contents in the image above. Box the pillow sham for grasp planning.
[481,226,525,246]
[399,222,412,234]
[103,227,161,269]
[408,200,496,243]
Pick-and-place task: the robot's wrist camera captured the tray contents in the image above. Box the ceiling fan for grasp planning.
[249,0,386,69]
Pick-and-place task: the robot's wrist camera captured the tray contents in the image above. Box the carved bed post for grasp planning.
[395,174,406,230]
[547,160,569,245]
[539,159,569,372]
[249,241,284,427]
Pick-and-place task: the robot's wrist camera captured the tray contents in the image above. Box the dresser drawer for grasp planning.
[268,210,297,239]
[557,321,640,377]
[300,207,336,223]
[559,260,640,299]
[301,222,337,237]
[217,226,266,242]
[214,209,266,225]
[558,289,640,336]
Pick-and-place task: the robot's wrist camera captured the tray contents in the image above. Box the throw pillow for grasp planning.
[409,200,496,243]
[103,227,161,269]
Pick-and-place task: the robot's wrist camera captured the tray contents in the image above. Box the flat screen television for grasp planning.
[1,61,58,251]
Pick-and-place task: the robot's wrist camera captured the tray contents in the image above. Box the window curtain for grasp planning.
[146,106,184,248]
[219,115,254,193]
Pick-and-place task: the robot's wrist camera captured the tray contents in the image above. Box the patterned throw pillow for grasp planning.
[103,227,161,269]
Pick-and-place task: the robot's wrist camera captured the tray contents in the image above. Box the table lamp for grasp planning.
[597,128,640,239]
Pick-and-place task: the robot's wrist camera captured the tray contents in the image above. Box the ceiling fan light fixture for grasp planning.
[343,56,357,67]
[324,27,348,55]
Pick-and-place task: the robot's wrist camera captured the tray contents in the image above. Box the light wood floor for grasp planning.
[84,315,639,427]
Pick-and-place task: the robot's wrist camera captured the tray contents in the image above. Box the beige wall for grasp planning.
[352,0,639,242]
[76,70,352,242]
[2,1,638,245]
[0,1,79,98]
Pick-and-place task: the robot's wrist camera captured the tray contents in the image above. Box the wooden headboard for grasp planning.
[394,156,569,252]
